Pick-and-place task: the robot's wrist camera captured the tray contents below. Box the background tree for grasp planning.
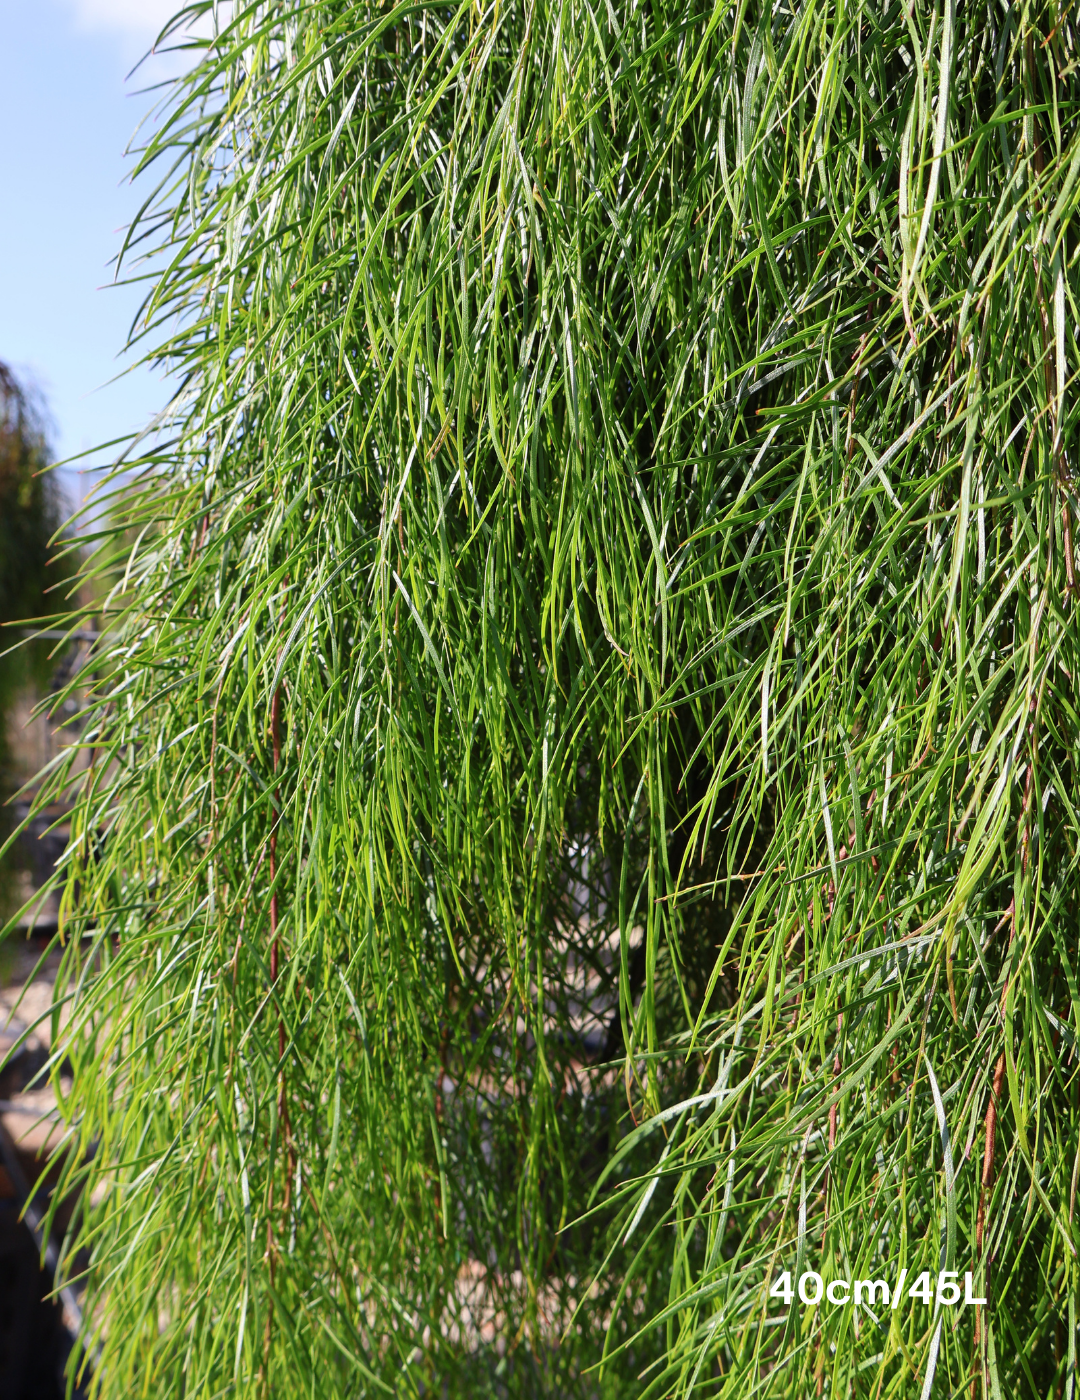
[0,363,63,920]
[0,365,58,631]
[19,2,1080,1398]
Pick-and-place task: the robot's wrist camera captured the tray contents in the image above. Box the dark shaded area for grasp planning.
[0,1108,91,1400]
[0,940,90,1399]
[0,362,88,1397]
[8,802,68,940]
[0,1201,78,1400]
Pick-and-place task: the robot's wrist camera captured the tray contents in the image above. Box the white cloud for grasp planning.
[67,0,186,36]
[67,0,227,44]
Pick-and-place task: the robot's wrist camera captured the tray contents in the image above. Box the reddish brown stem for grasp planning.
[270,684,280,973]
[976,1053,1007,1258]
[269,685,292,1152]
[1063,498,1078,598]
[971,1053,1007,1398]
[822,1014,843,1240]
[264,682,293,1386]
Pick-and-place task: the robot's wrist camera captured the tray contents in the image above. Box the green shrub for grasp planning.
[26,2,1080,1396]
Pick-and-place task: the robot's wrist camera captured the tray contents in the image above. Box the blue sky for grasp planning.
[0,0,200,510]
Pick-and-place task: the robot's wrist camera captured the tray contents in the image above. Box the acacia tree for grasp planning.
[21,2,1080,1396]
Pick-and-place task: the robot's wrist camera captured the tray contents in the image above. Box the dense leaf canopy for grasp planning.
[19,1,1080,1396]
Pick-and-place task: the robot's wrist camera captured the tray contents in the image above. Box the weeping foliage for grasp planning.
[17,0,1080,1395]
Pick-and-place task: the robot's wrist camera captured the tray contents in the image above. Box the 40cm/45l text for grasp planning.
[769,1270,986,1309]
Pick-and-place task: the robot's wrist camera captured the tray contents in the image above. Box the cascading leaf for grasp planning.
[14,1,1080,1396]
